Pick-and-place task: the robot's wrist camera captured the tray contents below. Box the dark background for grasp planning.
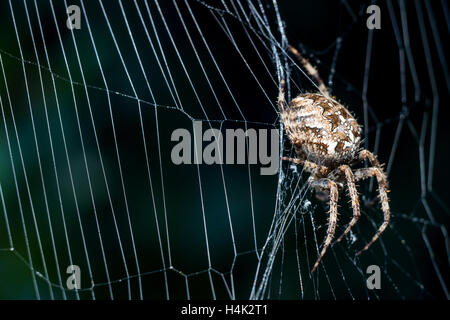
[0,0,448,299]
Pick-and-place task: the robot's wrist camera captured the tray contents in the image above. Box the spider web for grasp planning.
[0,0,448,299]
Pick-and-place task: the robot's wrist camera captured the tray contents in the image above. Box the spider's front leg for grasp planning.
[335,165,361,243]
[281,156,329,176]
[353,165,390,255]
[288,45,330,96]
[310,178,339,273]
[278,78,287,111]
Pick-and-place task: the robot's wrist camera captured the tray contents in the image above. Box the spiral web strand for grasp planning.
[0,0,448,299]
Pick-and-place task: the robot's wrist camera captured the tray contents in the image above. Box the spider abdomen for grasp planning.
[282,93,361,167]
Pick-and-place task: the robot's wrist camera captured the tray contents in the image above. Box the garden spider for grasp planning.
[279,46,390,273]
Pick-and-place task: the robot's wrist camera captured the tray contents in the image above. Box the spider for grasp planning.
[278,46,390,273]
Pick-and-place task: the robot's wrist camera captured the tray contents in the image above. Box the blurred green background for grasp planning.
[0,0,448,299]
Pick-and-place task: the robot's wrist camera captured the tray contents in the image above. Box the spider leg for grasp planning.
[278,78,287,111]
[288,45,330,96]
[359,149,383,168]
[282,156,329,176]
[310,178,339,273]
[335,165,360,243]
[353,166,390,255]
[283,156,317,172]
